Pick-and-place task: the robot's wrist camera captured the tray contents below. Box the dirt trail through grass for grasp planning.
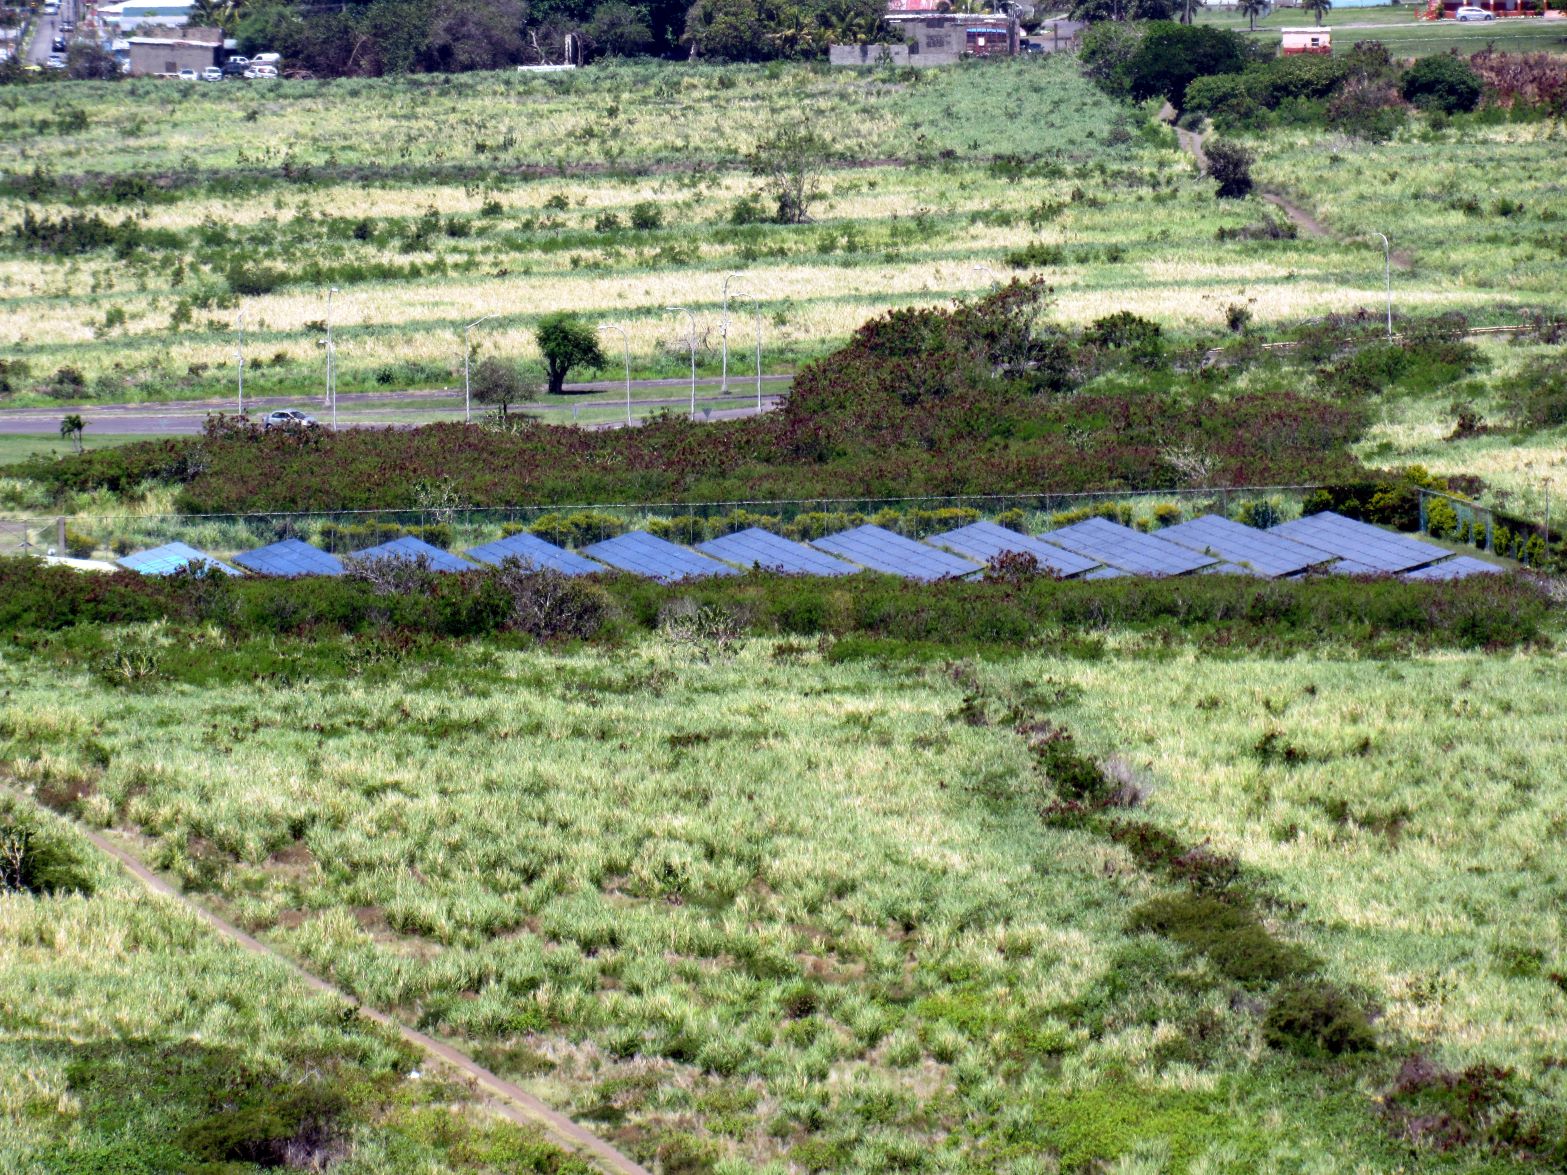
[55,808,651,1175]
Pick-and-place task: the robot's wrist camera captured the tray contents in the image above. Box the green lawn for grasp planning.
[0,432,167,465]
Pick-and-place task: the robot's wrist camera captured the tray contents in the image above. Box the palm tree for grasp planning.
[1179,0,1204,24]
[59,414,84,454]
[1307,0,1331,24]
[190,0,242,33]
[1238,0,1268,31]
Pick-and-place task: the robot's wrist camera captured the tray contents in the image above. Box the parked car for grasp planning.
[1454,4,1495,17]
[263,410,317,430]
[250,51,281,64]
[221,59,249,76]
[244,64,278,79]
[51,36,67,52]
[202,65,222,81]
[177,67,198,81]
[45,53,66,69]
[227,54,249,67]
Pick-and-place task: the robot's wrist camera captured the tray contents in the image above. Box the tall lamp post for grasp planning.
[597,323,631,428]
[734,293,764,415]
[325,286,341,431]
[463,313,499,424]
[721,271,744,394]
[972,263,998,288]
[1373,232,1392,341]
[235,308,246,417]
[665,305,698,418]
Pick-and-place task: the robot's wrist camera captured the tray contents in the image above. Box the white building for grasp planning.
[96,1,197,33]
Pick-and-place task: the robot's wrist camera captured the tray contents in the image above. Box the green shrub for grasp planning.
[629,201,663,230]
[1006,241,1066,269]
[316,521,453,552]
[62,528,97,559]
[1152,503,1183,528]
[0,801,95,895]
[1262,981,1376,1057]
[526,510,626,547]
[646,515,709,544]
[1402,54,1483,115]
[1128,893,1314,988]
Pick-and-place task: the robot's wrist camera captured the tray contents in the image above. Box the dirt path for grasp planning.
[50,810,650,1175]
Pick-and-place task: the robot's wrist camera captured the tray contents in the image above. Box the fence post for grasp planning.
[56,517,66,554]
[1417,491,1428,535]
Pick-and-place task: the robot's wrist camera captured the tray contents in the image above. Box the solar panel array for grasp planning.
[111,510,1508,589]
[1043,517,1218,577]
[118,541,242,578]
[582,530,740,582]
[1402,556,1503,582]
[464,531,605,577]
[349,535,475,573]
[1271,511,1448,573]
[697,527,858,576]
[929,520,1100,578]
[233,538,346,578]
[812,524,983,582]
[1160,514,1334,578]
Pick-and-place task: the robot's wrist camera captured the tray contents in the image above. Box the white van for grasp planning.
[250,51,281,65]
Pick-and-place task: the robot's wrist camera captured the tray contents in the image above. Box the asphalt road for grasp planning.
[26,0,78,65]
[0,378,791,436]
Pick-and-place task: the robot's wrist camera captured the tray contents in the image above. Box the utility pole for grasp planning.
[1373,233,1392,340]
[666,306,698,419]
[734,294,764,414]
[325,287,340,431]
[597,323,631,427]
[235,308,245,417]
[463,313,499,424]
[721,271,744,394]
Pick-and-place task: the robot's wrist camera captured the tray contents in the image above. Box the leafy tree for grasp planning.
[1069,0,1171,19]
[1237,0,1267,31]
[1125,22,1250,110]
[1402,53,1483,114]
[1178,0,1204,24]
[682,0,764,60]
[748,123,837,224]
[59,414,85,454]
[234,0,306,56]
[1205,138,1254,199]
[1079,20,1147,95]
[535,313,606,395]
[471,357,538,419]
[1305,0,1330,22]
[190,0,243,33]
[423,0,527,71]
[585,1,654,55]
[65,43,122,80]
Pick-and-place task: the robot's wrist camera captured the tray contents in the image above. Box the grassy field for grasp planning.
[0,432,164,464]
[2,630,1563,1170]
[2,58,1564,407]
[0,804,590,1172]
[1198,5,1567,54]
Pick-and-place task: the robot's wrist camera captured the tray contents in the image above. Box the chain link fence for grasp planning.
[16,486,1328,564]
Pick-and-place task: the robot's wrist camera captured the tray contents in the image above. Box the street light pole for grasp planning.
[666,306,697,418]
[325,286,340,431]
[721,271,743,395]
[462,313,499,425]
[597,323,631,427]
[1374,232,1392,340]
[734,293,764,414]
[235,308,245,417]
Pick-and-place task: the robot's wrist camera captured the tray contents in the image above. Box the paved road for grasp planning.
[26,0,78,65]
[0,378,791,436]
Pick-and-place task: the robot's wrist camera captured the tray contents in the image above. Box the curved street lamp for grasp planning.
[721,271,745,394]
[463,313,500,424]
[666,305,698,418]
[597,323,631,428]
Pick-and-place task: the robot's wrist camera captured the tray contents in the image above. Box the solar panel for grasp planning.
[581,530,739,582]
[1159,514,1335,579]
[1318,559,1384,576]
[233,538,345,578]
[117,541,242,577]
[1200,560,1266,577]
[928,520,1100,578]
[464,531,605,577]
[810,525,983,582]
[347,535,474,573]
[1401,556,1504,582]
[1041,517,1217,577]
[1082,565,1128,580]
[1270,512,1448,573]
[697,527,858,576]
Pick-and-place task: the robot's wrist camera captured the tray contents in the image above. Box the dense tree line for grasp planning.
[214,0,886,74]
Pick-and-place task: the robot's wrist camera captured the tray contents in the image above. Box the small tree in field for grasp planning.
[535,312,606,395]
[748,124,837,224]
[59,414,85,454]
[1206,139,1255,199]
[1238,0,1268,31]
[471,356,538,419]
[1307,0,1330,23]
